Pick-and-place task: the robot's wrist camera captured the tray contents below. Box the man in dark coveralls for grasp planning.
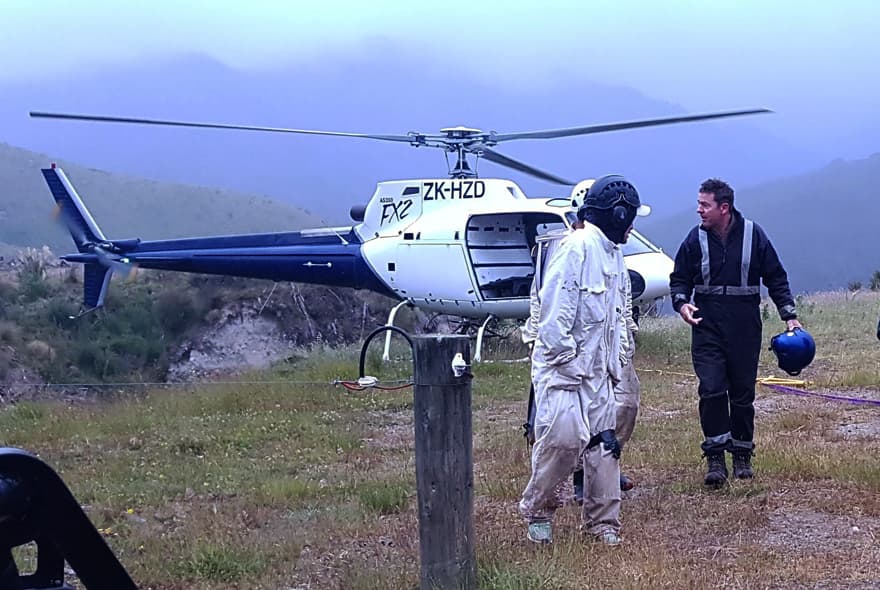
[669,178,801,487]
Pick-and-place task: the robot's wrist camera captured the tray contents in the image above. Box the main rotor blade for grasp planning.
[479,147,574,185]
[491,108,773,142]
[29,111,416,143]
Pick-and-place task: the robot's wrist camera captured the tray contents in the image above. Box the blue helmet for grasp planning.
[769,328,816,376]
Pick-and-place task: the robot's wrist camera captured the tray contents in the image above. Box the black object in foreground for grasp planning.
[0,448,138,590]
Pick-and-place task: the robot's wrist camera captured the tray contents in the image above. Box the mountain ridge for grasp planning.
[0,142,320,255]
[1,50,822,220]
[639,152,880,293]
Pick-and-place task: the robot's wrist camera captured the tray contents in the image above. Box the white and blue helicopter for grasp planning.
[30,108,769,358]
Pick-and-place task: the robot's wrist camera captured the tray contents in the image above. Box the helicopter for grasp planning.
[30,108,770,358]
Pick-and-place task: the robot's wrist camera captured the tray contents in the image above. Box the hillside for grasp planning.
[640,152,880,293]
[0,142,322,255]
[0,255,405,391]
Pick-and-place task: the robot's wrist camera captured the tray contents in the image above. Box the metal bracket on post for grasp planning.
[474,314,495,363]
[451,353,470,378]
[383,300,411,361]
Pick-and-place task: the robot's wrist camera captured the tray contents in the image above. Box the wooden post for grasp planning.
[412,335,476,590]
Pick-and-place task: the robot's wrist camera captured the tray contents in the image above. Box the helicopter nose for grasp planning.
[625,252,674,302]
[628,269,646,300]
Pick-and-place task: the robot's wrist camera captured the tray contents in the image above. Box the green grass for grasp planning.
[478,558,569,589]
[357,480,410,515]
[2,291,880,589]
[176,543,267,583]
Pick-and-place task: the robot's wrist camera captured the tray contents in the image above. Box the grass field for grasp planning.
[3,291,880,589]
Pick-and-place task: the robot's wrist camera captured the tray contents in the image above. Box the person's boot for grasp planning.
[619,473,635,491]
[596,529,622,546]
[732,451,754,479]
[527,520,552,544]
[703,453,728,488]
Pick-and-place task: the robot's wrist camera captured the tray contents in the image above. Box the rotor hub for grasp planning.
[440,126,482,137]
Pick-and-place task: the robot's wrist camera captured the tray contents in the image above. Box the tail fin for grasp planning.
[83,263,112,309]
[41,165,106,252]
[42,166,114,310]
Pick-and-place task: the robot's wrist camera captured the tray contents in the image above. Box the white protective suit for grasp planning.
[519,222,630,534]
[522,228,569,346]
[615,271,641,446]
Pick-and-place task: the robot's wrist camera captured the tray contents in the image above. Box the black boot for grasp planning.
[704,453,728,488]
[732,451,754,479]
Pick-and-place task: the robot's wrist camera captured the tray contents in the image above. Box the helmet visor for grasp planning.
[608,192,651,217]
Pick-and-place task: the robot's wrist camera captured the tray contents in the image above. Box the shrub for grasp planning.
[155,289,207,336]
[0,321,21,344]
[14,248,47,281]
[870,270,880,291]
[17,272,50,301]
[15,248,52,300]
[46,299,79,328]
[24,340,55,362]
[73,340,123,379]
[0,276,16,304]
[0,347,13,380]
[357,481,409,515]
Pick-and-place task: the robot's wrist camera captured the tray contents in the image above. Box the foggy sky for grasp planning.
[3,0,878,162]
[2,1,879,178]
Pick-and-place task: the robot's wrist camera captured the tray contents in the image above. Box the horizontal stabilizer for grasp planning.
[83,263,112,308]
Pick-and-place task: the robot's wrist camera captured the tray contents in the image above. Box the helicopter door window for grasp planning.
[466,212,565,300]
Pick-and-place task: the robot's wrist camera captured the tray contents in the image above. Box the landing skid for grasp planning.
[419,314,517,362]
[67,306,101,320]
[474,314,496,362]
[382,300,414,361]
[379,305,524,363]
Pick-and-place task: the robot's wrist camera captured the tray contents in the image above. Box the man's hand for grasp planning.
[786,319,802,331]
[679,303,702,326]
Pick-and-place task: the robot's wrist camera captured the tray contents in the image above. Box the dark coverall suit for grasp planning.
[669,210,797,455]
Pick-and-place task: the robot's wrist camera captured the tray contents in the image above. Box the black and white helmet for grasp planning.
[578,174,651,219]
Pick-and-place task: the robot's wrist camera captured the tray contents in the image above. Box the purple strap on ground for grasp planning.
[762,383,880,407]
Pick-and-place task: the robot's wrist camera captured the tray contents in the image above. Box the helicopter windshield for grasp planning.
[622,230,662,256]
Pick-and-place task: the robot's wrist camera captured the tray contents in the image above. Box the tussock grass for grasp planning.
[176,543,267,583]
[357,480,410,515]
[478,558,569,589]
[2,291,880,589]
[255,477,325,506]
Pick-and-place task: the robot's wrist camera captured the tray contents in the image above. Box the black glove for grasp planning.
[599,429,622,460]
